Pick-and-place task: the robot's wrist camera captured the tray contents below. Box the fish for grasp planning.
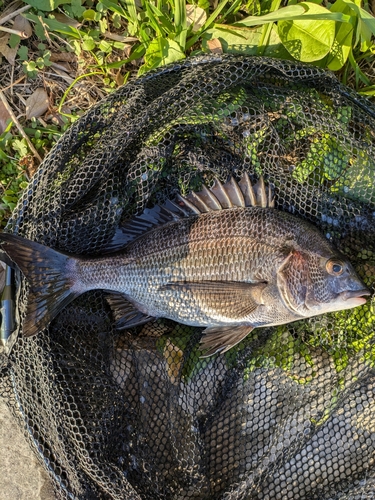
[0,173,371,356]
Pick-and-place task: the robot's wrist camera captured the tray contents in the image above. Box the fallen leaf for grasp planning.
[19,154,38,178]
[163,339,184,383]
[46,106,71,126]
[54,13,82,28]
[207,38,223,54]
[1,45,17,65]
[116,70,125,87]
[0,34,10,53]
[0,34,17,65]
[49,51,77,62]
[50,61,74,73]
[104,31,138,43]
[186,4,207,32]
[0,101,12,134]
[13,15,33,39]
[25,88,49,119]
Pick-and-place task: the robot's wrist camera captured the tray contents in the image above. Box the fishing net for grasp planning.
[1,54,375,499]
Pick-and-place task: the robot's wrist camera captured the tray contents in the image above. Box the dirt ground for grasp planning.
[0,398,55,500]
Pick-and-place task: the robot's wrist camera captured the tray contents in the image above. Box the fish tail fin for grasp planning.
[0,233,82,337]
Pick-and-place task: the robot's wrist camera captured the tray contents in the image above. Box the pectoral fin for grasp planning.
[106,293,154,329]
[200,325,254,357]
[161,281,267,320]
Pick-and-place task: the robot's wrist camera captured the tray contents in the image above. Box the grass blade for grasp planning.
[174,0,187,32]
[121,0,138,24]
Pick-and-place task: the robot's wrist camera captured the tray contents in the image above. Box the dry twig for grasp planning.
[0,25,28,38]
[0,90,42,163]
[0,4,31,26]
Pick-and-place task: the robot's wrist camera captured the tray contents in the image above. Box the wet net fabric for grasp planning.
[1,55,375,499]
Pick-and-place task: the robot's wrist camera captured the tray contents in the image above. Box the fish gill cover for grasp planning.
[1,54,375,499]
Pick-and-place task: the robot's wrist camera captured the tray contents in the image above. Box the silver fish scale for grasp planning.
[76,207,338,327]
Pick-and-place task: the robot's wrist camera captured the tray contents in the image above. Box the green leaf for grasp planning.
[83,9,97,20]
[236,2,350,27]
[141,36,185,75]
[146,2,174,34]
[113,41,126,50]
[327,20,353,70]
[17,45,28,61]
[144,1,165,36]
[82,37,96,51]
[174,0,187,32]
[203,24,290,59]
[98,40,112,52]
[22,0,71,12]
[71,0,86,18]
[9,34,20,49]
[25,13,82,39]
[12,139,28,157]
[348,48,371,86]
[123,0,138,24]
[340,0,375,48]
[278,3,336,62]
[100,0,138,25]
[104,43,145,69]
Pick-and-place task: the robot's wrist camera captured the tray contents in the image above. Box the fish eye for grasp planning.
[326,260,344,276]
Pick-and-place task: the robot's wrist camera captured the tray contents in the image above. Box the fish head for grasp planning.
[277,248,371,317]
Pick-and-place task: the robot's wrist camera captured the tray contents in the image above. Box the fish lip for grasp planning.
[338,289,371,301]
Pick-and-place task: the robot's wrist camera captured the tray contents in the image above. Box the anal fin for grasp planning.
[200,325,254,357]
[106,293,154,329]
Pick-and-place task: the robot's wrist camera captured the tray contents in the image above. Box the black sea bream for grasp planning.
[0,174,370,356]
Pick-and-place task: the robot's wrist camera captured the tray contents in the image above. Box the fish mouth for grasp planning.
[337,288,371,306]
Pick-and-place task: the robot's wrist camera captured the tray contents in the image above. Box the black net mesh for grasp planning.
[1,54,375,499]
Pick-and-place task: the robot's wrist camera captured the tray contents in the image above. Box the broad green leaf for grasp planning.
[327,20,353,70]
[236,2,350,27]
[83,9,98,21]
[202,24,290,59]
[9,34,20,49]
[22,0,71,12]
[326,0,354,70]
[141,37,185,75]
[71,0,86,18]
[278,3,336,62]
[82,37,96,51]
[17,45,28,61]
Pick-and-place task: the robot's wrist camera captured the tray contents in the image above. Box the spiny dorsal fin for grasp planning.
[108,173,274,250]
[178,173,274,214]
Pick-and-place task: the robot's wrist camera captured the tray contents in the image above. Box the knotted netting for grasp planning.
[1,54,375,499]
